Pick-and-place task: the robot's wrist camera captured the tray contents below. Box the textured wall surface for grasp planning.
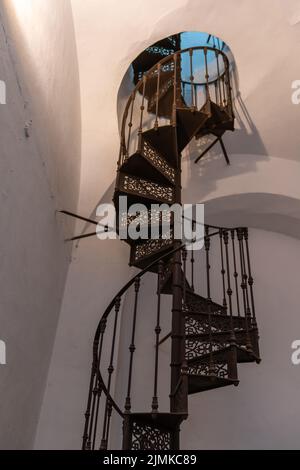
[0,0,81,449]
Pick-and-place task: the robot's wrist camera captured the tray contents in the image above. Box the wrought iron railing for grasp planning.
[119,46,233,169]
[82,224,257,450]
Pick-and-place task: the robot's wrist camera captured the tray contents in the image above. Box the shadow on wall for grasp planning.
[202,193,300,240]
[183,65,269,202]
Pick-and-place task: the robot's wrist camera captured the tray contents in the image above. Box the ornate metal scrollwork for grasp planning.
[122,175,174,203]
[131,422,171,450]
[142,141,175,183]
[133,230,174,262]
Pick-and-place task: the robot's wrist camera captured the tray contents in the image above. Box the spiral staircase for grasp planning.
[81,37,261,450]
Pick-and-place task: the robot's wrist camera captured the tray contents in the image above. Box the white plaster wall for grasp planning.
[35,0,300,450]
[0,1,81,449]
[181,229,300,450]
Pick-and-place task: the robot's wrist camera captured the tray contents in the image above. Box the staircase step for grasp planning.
[185,291,227,315]
[196,101,234,139]
[187,345,260,366]
[176,108,209,152]
[123,412,186,450]
[186,327,257,345]
[148,86,174,119]
[116,172,175,206]
[145,70,174,102]
[142,126,178,167]
[185,311,249,333]
[188,373,239,394]
[122,139,176,185]
[130,236,175,269]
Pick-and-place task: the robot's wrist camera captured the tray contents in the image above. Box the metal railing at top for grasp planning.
[118,46,233,168]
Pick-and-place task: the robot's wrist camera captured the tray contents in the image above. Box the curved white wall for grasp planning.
[0,1,81,449]
[182,229,300,449]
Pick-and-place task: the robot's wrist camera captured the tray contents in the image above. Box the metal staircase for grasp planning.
[81,38,260,450]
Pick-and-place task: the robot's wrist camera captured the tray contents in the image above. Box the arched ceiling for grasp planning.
[71,0,300,237]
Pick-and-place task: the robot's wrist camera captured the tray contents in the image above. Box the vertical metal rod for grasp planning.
[194,84,198,110]
[182,248,187,305]
[189,49,195,109]
[82,318,106,450]
[152,261,163,413]
[205,226,211,301]
[154,64,161,130]
[231,230,241,316]
[91,382,102,450]
[100,297,121,449]
[190,222,195,291]
[82,354,98,450]
[222,75,226,107]
[138,75,147,150]
[219,229,227,310]
[223,231,235,339]
[215,51,222,105]
[225,57,233,118]
[126,92,135,158]
[243,229,256,322]
[237,230,252,352]
[170,248,186,413]
[125,278,140,413]
[172,54,177,127]
[214,82,218,106]
[204,48,210,101]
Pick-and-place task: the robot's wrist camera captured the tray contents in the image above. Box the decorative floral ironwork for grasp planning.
[142,141,175,183]
[188,361,229,379]
[133,230,174,262]
[122,175,174,203]
[131,422,171,450]
[184,293,227,315]
[119,207,172,230]
[185,339,228,360]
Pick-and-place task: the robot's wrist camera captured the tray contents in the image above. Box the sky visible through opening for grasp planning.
[180,31,228,83]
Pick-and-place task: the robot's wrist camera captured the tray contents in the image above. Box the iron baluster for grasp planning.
[100,297,121,450]
[214,81,218,106]
[91,319,107,449]
[82,318,107,450]
[223,231,236,342]
[237,229,252,352]
[205,226,211,301]
[125,277,141,413]
[91,380,103,450]
[222,75,226,107]
[231,230,241,316]
[182,247,187,305]
[194,84,198,110]
[154,63,161,130]
[172,54,177,127]
[204,48,210,101]
[126,91,135,158]
[138,75,147,150]
[152,261,163,413]
[189,49,195,110]
[215,50,222,106]
[190,223,195,291]
[219,229,227,310]
[243,229,257,326]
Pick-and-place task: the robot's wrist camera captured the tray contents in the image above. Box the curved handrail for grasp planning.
[92,221,246,419]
